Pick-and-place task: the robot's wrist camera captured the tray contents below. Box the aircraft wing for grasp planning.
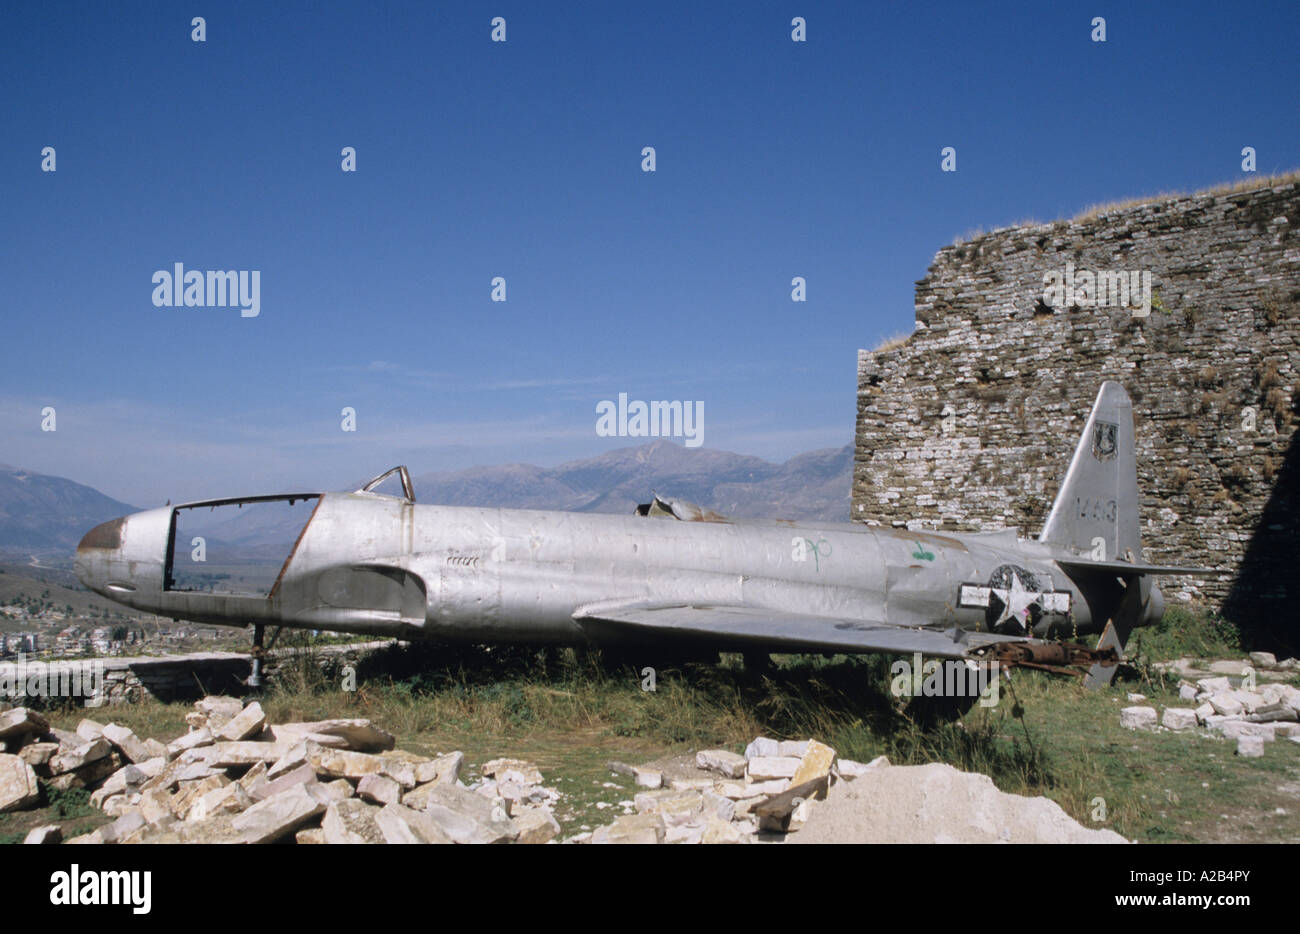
[572,601,1030,659]
[1055,558,1227,577]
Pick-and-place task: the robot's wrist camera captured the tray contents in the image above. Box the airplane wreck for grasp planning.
[76,382,1219,690]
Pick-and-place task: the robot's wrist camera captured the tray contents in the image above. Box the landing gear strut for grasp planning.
[249,623,265,690]
[247,623,284,692]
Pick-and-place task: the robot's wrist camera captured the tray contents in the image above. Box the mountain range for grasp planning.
[0,441,853,558]
[0,464,139,553]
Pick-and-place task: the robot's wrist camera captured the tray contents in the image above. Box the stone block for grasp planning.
[322,798,386,844]
[1161,708,1199,731]
[0,708,48,741]
[747,756,801,779]
[1119,706,1158,730]
[214,701,266,742]
[0,753,40,812]
[358,773,403,806]
[231,781,330,844]
[695,749,747,778]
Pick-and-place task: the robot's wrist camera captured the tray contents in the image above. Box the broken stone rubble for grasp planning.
[4,697,568,845]
[1118,658,1300,756]
[581,732,1128,844]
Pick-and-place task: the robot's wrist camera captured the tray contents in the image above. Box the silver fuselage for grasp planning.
[75,490,1135,649]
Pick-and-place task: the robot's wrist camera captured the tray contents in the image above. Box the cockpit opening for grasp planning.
[164,494,321,596]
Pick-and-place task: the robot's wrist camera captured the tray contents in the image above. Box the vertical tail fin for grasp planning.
[1039,381,1142,563]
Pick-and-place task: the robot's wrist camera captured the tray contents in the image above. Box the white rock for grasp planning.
[837,759,873,779]
[409,783,517,844]
[1178,684,1198,702]
[701,815,747,844]
[101,724,153,764]
[1232,690,1262,713]
[102,794,139,818]
[512,807,561,844]
[321,799,386,844]
[669,778,714,792]
[99,810,146,843]
[1194,702,1216,724]
[777,740,810,758]
[276,719,395,753]
[1208,693,1244,717]
[1161,708,1198,731]
[374,802,454,844]
[379,758,418,790]
[231,781,330,844]
[665,821,705,844]
[633,767,663,789]
[90,764,147,806]
[590,812,664,844]
[166,728,213,759]
[480,757,543,785]
[214,702,267,742]
[23,824,61,844]
[747,756,801,780]
[1236,736,1265,758]
[0,708,49,741]
[321,779,355,801]
[1119,707,1157,730]
[1196,677,1232,694]
[75,719,106,741]
[701,790,736,822]
[358,773,403,806]
[716,778,788,798]
[743,737,780,759]
[189,780,252,821]
[1219,721,1276,741]
[308,745,389,781]
[48,738,111,775]
[1,755,43,812]
[198,740,294,769]
[17,743,58,768]
[634,789,704,826]
[1126,693,1146,702]
[1249,652,1278,669]
[695,749,747,779]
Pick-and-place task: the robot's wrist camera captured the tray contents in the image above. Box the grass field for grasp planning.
[3,605,1297,843]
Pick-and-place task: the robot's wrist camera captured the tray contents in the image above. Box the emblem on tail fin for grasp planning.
[1091,420,1118,461]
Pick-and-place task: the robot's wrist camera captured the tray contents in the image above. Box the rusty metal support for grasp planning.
[984,639,1120,676]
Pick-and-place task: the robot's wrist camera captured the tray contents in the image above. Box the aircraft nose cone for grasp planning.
[75,516,127,590]
[78,517,127,553]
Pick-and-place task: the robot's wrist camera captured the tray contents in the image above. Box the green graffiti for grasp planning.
[802,537,832,571]
[911,544,935,561]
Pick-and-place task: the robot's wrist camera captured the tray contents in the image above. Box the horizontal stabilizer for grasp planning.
[1057,558,1227,577]
[572,601,1030,659]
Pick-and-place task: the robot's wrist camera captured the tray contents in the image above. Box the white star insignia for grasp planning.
[990,570,1041,629]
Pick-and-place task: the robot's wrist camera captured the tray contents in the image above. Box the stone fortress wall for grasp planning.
[852,174,1300,649]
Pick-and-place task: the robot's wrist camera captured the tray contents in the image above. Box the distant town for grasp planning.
[0,598,249,659]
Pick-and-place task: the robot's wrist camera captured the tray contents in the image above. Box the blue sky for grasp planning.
[2,0,1297,506]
